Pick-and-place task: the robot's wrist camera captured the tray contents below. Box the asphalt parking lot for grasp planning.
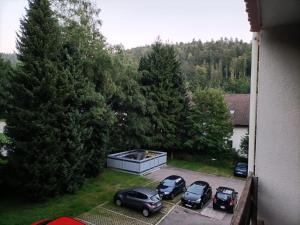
[145,166,246,225]
[78,166,245,225]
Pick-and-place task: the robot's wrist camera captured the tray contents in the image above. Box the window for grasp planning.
[136,192,148,200]
[127,191,137,198]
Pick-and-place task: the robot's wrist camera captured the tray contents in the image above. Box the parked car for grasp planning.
[181,181,212,209]
[213,186,238,213]
[31,217,85,225]
[156,175,186,199]
[234,162,248,177]
[114,187,163,217]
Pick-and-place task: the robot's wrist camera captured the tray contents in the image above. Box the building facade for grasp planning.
[224,94,249,152]
[246,0,300,224]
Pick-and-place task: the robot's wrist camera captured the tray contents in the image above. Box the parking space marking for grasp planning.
[176,204,204,216]
[98,206,152,225]
[76,218,95,225]
[155,204,177,225]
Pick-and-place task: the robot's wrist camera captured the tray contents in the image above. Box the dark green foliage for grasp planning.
[127,38,251,93]
[0,57,13,119]
[5,0,66,199]
[3,0,112,200]
[239,133,249,157]
[138,42,186,150]
[184,88,233,156]
[107,47,150,151]
[222,76,250,94]
[0,133,10,150]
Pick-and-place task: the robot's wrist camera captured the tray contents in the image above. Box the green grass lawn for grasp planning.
[168,156,235,177]
[0,169,149,225]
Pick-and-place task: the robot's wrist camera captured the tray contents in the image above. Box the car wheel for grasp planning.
[142,208,150,217]
[199,201,204,209]
[115,198,122,207]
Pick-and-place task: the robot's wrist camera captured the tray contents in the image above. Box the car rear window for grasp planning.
[162,179,176,186]
[150,194,161,201]
[217,193,231,200]
[187,184,204,195]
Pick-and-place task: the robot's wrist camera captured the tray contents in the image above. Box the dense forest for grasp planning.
[127,39,251,93]
[2,39,251,94]
[0,0,244,200]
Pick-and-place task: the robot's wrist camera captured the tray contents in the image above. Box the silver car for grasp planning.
[114,187,163,217]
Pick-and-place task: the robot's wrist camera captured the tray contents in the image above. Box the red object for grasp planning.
[244,0,261,32]
[31,217,85,225]
[213,197,217,204]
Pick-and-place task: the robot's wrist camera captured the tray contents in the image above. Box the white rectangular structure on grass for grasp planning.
[107,150,167,175]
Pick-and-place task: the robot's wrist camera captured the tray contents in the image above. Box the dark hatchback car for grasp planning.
[234,162,248,177]
[156,175,186,199]
[181,181,212,209]
[213,186,238,213]
[114,187,163,217]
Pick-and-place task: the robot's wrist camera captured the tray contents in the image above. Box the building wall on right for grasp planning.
[254,26,300,225]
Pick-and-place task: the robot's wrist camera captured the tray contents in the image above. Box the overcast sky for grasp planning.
[0,0,251,53]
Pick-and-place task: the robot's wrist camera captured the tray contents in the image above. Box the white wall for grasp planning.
[231,127,248,151]
[254,26,300,225]
[248,33,259,174]
[0,122,5,133]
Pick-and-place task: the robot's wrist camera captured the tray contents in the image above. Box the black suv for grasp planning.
[114,187,163,217]
[156,175,186,199]
[181,181,212,209]
[213,186,238,213]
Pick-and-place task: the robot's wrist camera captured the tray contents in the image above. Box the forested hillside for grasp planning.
[127,38,251,93]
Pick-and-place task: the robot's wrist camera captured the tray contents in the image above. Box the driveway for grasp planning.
[145,166,245,225]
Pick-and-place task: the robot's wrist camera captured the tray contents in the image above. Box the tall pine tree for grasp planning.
[138,42,185,151]
[4,0,111,199]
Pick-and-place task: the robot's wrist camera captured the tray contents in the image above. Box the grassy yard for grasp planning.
[168,156,235,177]
[0,169,150,225]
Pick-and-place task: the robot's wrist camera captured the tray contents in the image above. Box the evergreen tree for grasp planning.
[52,0,115,176]
[0,57,12,119]
[108,47,150,151]
[4,0,111,199]
[138,42,185,150]
[184,88,233,156]
[5,0,65,199]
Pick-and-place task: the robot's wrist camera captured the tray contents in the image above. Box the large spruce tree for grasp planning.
[4,0,109,199]
[138,42,185,150]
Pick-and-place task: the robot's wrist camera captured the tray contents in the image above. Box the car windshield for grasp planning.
[217,192,231,200]
[187,184,204,195]
[150,194,161,202]
[162,179,176,187]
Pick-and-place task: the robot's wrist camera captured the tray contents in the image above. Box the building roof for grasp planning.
[244,0,261,32]
[244,0,300,32]
[224,94,250,126]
